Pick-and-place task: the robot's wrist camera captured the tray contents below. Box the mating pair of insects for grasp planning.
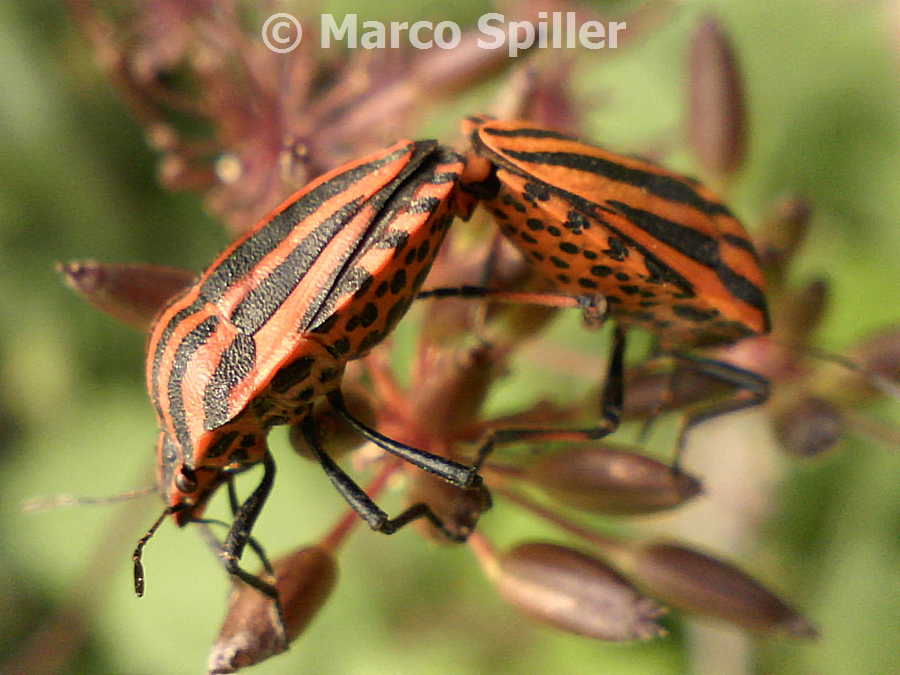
[132,116,770,601]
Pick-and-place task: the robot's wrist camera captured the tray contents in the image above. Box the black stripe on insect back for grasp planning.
[611,201,767,315]
[199,147,411,304]
[301,143,452,331]
[150,298,207,419]
[228,198,365,335]
[501,149,733,219]
[167,315,219,455]
[203,332,257,431]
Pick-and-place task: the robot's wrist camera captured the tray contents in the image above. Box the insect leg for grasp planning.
[665,352,770,468]
[327,390,483,489]
[471,324,626,468]
[300,416,480,543]
[220,452,279,600]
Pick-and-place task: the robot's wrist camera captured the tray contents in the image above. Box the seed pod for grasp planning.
[771,277,829,348]
[755,195,813,279]
[622,366,733,419]
[773,395,845,458]
[406,472,492,544]
[628,542,817,637]
[59,261,195,331]
[208,545,338,674]
[494,542,665,641]
[409,342,503,440]
[523,445,702,514]
[687,13,747,179]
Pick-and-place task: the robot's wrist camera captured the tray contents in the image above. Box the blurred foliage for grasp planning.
[0,1,898,674]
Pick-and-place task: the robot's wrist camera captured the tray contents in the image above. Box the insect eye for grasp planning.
[175,466,198,494]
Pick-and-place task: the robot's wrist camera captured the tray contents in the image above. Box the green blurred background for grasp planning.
[0,1,898,673]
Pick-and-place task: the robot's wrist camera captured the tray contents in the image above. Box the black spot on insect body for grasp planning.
[591,265,613,278]
[251,396,274,417]
[521,231,538,245]
[405,247,417,266]
[530,251,545,261]
[620,285,641,295]
[639,300,660,308]
[549,256,570,269]
[672,305,720,323]
[559,242,579,255]
[524,181,551,202]
[205,431,240,459]
[632,311,656,322]
[564,210,590,233]
[526,218,545,231]
[412,266,430,290]
[352,275,374,300]
[491,208,510,221]
[344,315,361,333]
[228,447,251,464]
[295,387,316,402]
[375,281,389,298]
[557,273,571,284]
[578,278,598,289]
[546,225,562,237]
[359,303,379,328]
[271,355,316,394]
[603,237,629,262]
[385,296,413,333]
[502,194,515,206]
[639,290,656,298]
[614,272,630,282]
[357,329,384,355]
[319,367,341,383]
[582,249,598,261]
[326,337,351,358]
[416,239,431,262]
[310,314,339,335]
[390,268,407,295]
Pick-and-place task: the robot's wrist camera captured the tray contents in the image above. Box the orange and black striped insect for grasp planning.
[134,139,487,600]
[425,117,771,459]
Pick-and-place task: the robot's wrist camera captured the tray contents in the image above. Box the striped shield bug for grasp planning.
[426,117,771,461]
[135,139,487,600]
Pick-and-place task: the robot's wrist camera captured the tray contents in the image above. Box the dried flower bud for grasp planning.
[409,342,502,439]
[523,445,702,514]
[406,472,492,544]
[687,13,746,179]
[847,326,900,397]
[628,542,817,638]
[59,261,194,331]
[773,396,845,458]
[755,195,813,278]
[771,277,829,346]
[622,365,733,419]
[494,542,665,641]
[208,546,338,673]
[289,386,377,461]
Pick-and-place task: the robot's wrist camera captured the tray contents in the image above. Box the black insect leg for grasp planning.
[301,415,482,543]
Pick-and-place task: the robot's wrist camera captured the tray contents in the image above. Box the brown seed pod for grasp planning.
[523,445,702,514]
[59,261,195,331]
[494,542,665,641]
[687,13,746,179]
[773,395,845,458]
[208,545,338,674]
[628,542,817,638]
